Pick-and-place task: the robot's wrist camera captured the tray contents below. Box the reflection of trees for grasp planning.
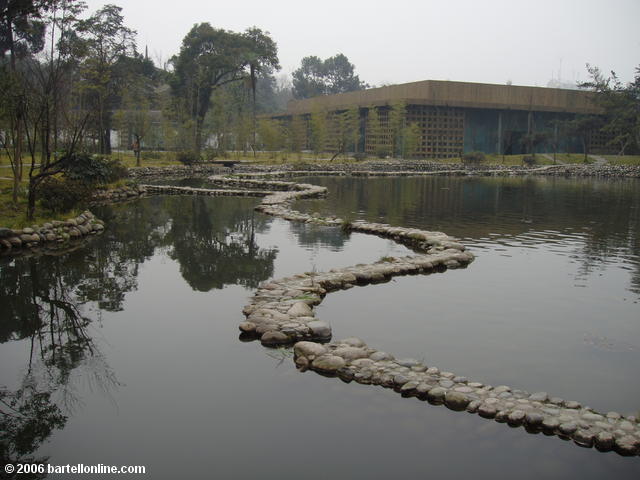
[166,196,277,291]
[1,384,66,479]
[297,175,640,297]
[75,197,172,310]
[0,193,278,472]
[0,259,116,476]
[288,222,348,251]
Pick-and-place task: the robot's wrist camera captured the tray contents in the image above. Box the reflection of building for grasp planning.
[273,80,606,157]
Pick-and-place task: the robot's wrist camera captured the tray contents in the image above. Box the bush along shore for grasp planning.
[2,168,639,455]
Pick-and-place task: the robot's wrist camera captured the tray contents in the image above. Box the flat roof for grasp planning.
[284,79,600,115]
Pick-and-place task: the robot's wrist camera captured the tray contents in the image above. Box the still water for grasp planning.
[0,175,638,479]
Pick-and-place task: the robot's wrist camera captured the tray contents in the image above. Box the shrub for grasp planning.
[353,152,366,161]
[63,154,127,185]
[64,154,111,184]
[39,177,90,213]
[462,151,486,164]
[176,151,202,165]
[523,155,537,166]
[104,158,128,182]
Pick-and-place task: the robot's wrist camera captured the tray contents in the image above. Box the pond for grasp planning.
[0,175,638,479]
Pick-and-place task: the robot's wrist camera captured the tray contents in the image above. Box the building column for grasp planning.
[497,111,502,155]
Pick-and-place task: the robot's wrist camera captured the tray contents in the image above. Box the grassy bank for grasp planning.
[0,177,132,229]
[0,179,84,229]
[604,155,640,166]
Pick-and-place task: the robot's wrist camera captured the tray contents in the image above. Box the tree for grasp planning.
[366,105,385,157]
[563,114,604,162]
[242,27,280,154]
[330,107,360,161]
[0,0,59,203]
[292,53,368,99]
[388,101,406,157]
[309,109,327,157]
[285,114,306,157]
[402,122,420,159]
[169,23,279,152]
[257,117,283,156]
[521,131,549,158]
[74,4,136,154]
[580,64,640,155]
[113,54,158,165]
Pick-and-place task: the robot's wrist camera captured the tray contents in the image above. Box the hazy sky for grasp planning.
[82,0,639,88]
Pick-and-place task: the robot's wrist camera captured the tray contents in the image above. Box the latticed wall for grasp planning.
[364,107,392,155]
[408,106,464,158]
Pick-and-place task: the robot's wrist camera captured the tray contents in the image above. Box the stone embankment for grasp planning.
[90,184,147,205]
[0,211,104,256]
[124,160,640,181]
[128,164,228,180]
[232,160,640,178]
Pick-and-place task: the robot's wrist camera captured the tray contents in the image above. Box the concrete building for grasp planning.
[273,80,605,158]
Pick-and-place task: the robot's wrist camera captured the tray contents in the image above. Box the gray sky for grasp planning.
[83,0,639,88]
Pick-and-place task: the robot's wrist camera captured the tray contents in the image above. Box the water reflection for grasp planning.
[297,175,640,297]
[0,257,112,474]
[0,195,277,477]
[288,222,350,251]
[163,196,276,291]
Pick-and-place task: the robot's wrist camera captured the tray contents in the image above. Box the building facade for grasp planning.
[273,80,606,158]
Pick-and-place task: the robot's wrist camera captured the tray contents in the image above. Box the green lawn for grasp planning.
[423,154,553,167]
[0,178,85,229]
[603,155,640,166]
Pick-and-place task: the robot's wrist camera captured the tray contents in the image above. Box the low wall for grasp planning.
[0,211,104,256]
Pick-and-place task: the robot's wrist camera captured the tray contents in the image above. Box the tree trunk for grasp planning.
[27,179,38,221]
[251,64,257,158]
[134,134,141,166]
[104,110,112,155]
[7,18,23,204]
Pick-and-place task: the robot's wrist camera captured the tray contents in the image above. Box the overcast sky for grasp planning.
[82,0,639,88]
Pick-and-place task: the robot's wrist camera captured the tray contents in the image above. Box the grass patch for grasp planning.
[0,176,134,229]
[291,294,319,302]
[0,194,84,229]
[603,155,640,166]
[378,256,396,263]
[108,151,180,168]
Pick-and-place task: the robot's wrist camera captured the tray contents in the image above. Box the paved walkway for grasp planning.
[540,154,567,165]
[588,154,609,166]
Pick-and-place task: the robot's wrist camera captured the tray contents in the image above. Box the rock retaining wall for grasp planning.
[123,161,640,181]
[0,211,104,256]
[90,184,147,205]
